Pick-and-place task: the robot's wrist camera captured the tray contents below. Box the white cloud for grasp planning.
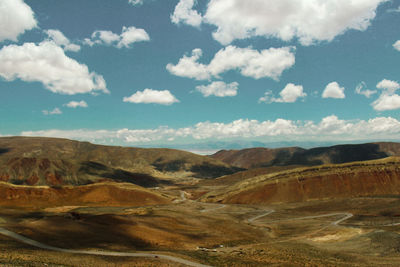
[322,82,345,99]
[87,26,149,48]
[82,38,94,46]
[209,46,296,80]
[45,29,81,52]
[0,41,108,95]
[64,100,88,108]
[394,40,400,51]
[128,0,143,5]
[91,30,120,45]
[118,26,150,48]
[372,94,400,111]
[167,46,295,80]
[0,0,37,42]
[376,79,400,93]
[42,108,62,115]
[196,81,238,97]
[171,0,203,27]
[372,79,400,111]
[123,89,179,105]
[197,0,387,45]
[355,82,377,98]
[260,83,306,103]
[166,48,210,80]
[20,115,400,144]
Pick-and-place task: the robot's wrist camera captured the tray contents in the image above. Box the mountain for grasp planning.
[201,157,400,204]
[210,142,400,169]
[0,137,242,187]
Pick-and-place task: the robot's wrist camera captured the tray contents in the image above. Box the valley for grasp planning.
[0,137,400,266]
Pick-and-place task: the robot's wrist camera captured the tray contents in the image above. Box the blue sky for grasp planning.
[1,0,400,151]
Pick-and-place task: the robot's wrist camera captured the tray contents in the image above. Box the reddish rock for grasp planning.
[0,173,9,182]
[45,172,63,186]
[216,160,400,204]
[26,173,39,185]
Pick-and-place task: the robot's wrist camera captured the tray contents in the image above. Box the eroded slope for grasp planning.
[202,157,400,204]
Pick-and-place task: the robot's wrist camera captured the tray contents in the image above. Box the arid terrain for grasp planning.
[1,137,400,266]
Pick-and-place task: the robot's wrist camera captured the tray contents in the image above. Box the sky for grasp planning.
[1,0,400,152]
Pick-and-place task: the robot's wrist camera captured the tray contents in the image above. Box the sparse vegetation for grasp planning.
[1,137,400,266]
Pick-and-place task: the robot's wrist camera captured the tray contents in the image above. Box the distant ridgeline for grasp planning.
[210,142,400,169]
[0,136,242,187]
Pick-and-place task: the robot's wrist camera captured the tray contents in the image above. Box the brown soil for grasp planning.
[0,182,170,208]
[202,157,400,204]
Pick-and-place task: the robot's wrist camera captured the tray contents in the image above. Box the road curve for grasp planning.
[0,227,212,267]
[331,213,353,225]
[0,204,354,267]
[257,212,353,226]
[383,222,400,226]
[200,204,226,213]
[247,209,275,223]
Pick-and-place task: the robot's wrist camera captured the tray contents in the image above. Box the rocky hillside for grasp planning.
[0,181,170,208]
[0,137,242,187]
[201,157,400,204]
[211,142,400,169]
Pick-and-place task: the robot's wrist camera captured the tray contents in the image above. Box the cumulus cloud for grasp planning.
[64,100,88,108]
[171,0,203,27]
[166,48,210,80]
[0,0,37,42]
[20,115,400,144]
[167,46,295,80]
[196,81,238,97]
[118,26,150,48]
[196,0,387,45]
[123,89,179,105]
[0,41,108,95]
[45,29,81,52]
[322,82,346,99]
[259,83,306,103]
[394,40,400,51]
[90,31,119,45]
[128,0,143,5]
[372,94,400,111]
[85,26,150,48]
[372,79,400,111]
[42,108,62,115]
[376,79,400,93]
[355,82,377,98]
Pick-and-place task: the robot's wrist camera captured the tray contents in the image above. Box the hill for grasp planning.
[0,181,170,208]
[210,142,400,169]
[201,157,400,204]
[0,137,242,187]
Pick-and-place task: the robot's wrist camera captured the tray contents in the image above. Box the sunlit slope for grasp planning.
[0,182,170,207]
[201,157,400,204]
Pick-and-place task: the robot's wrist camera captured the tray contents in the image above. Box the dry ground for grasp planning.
[1,196,400,266]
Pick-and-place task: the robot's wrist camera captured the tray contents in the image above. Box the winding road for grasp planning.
[200,204,226,213]
[0,226,211,267]
[249,212,353,225]
[247,209,275,223]
[0,204,355,267]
